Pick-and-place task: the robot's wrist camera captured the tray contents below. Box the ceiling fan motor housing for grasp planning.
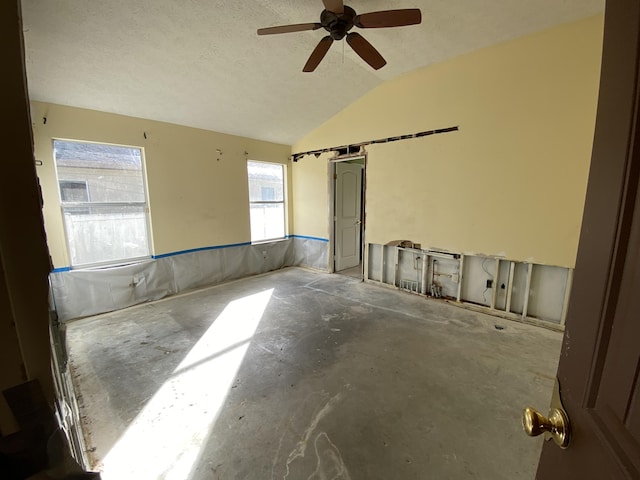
[321,5,356,40]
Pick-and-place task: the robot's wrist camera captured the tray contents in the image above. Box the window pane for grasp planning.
[54,140,145,203]
[247,161,284,202]
[60,181,89,202]
[54,140,151,267]
[62,204,150,266]
[250,203,284,242]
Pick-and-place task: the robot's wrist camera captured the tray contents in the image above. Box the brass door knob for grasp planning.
[522,406,570,448]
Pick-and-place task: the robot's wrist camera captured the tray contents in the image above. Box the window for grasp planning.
[247,161,285,242]
[59,180,89,202]
[54,140,151,267]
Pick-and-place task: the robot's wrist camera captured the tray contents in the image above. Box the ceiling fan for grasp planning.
[257,0,422,72]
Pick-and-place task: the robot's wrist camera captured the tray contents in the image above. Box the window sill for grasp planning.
[250,237,288,246]
[70,256,153,271]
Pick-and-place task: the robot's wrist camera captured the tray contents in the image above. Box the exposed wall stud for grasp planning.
[393,247,399,288]
[506,261,515,312]
[490,258,500,309]
[456,255,464,302]
[421,254,428,295]
[522,263,533,318]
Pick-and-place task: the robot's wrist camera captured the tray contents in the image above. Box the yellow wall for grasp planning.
[292,15,603,268]
[32,103,292,268]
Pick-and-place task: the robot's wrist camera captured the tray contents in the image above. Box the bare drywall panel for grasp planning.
[509,263,529,315]
[460,256,496,307]
[396,248,423,293]
[367,243,382,282]
[382,245,396,284]
[495,260,512,311]
[428,256,459,299]
[527,265,569,323]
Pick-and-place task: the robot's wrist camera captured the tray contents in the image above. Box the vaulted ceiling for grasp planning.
[21,0,604,145]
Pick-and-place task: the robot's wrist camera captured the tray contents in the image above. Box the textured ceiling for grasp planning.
[21,0,604,145]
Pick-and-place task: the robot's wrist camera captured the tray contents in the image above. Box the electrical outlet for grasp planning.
[486,279,493,289]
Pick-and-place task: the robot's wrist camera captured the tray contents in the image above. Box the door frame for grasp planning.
[536,1,640,476]
[327,151,367,274]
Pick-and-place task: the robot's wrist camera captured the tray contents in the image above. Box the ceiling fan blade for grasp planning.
[303,36,334,72]
[346,32,386,70]
[322,0,344,14]
[257,23,322,35]
[355,9,422,29]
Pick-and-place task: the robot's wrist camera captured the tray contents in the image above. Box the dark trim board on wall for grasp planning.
[291,126,459,162]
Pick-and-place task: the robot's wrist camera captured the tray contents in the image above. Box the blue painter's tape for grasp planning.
[52,237,327,269]
[51,266,71,273]
[152,241,253,259]
[288,235,329,243]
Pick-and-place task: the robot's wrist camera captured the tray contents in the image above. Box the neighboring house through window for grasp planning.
[247,160,285,242]
[54,140,151,267]
[59,180,89,202]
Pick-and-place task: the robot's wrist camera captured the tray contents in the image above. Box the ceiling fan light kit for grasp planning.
[257,0,422,72]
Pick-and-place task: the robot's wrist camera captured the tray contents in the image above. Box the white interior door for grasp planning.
[335,162,363,271]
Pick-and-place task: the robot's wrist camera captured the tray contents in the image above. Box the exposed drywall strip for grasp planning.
[506,262,515,313]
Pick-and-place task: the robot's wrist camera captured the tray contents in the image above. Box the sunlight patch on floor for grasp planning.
[101,288,274,480]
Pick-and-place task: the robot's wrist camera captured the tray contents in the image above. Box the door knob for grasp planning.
[522,407,570,448]
[522,378,571,449]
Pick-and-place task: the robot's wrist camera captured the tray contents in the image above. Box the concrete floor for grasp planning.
[336,264,363,279]
[66,267,562,479]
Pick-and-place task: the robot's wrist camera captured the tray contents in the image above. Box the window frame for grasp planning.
[53,138,153,269]
[59,180,90,203]
[247,160,287,243]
